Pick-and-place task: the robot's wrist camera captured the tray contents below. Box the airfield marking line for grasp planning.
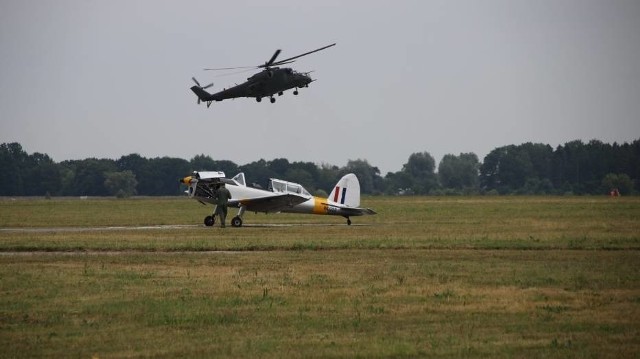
[0,223,371,233]
[0,250,255,256]
[0,224,199,233]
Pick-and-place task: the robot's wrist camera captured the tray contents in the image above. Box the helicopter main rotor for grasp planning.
[204,43,336,72]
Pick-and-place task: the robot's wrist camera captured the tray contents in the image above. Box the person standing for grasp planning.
[215,183,232,228]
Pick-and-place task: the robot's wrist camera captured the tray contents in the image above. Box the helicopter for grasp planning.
[190,43,335,106]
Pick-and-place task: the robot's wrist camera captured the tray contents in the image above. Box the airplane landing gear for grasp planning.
[232,206,246,227]
[293,89,299,95]
[231,216,243,227]
[270,97,276,103]
[204,215,215,227]
[256,97,262,102]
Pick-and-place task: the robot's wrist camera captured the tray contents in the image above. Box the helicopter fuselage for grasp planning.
[191,67,313,104]
[191,43,334,105]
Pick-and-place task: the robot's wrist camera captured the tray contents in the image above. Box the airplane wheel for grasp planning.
[293,90,299,95]
[270,97,276,103]
[347,219,352,226]
[231,216,243,227]
[256,97,262,102]
[204,215,215,227]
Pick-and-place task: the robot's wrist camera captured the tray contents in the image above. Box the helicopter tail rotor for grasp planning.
[192,77,213,89]
[191,77,213,104]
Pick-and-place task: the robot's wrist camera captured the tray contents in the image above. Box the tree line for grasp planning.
[1,139,638,197]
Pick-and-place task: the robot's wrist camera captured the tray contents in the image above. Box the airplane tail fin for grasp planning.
[328,173,361,207]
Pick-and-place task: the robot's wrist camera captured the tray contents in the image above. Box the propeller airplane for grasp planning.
[191,43,335,107]
[180,171,376,227]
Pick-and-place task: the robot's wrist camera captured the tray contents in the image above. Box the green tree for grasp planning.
[240,159,277,189]
[116,154,149,195]
[65,158,117,196]
[104,171,138,198]
[189,154,216,171]
[384,171,414,195]
[24,153,61,196]
[0,142,29,195]
[342,159,382,194]
[285,168,314,191]
[438,152,479,191]
[189,155,239,177]
[480,143,553,194]
[268,158,290,178]
[401,152,438,194]
[316,163,340,194]
[145,157,191,195]
[602,173,634,195]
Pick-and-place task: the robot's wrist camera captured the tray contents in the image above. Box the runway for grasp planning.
[0,224,199,233]
[0,223,369,233]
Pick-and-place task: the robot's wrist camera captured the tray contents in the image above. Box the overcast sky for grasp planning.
[1,0,639,174]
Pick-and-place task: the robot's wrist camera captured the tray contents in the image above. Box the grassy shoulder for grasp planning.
[0,196,639,357]
[1,250,638,358]
[1,196,639,251]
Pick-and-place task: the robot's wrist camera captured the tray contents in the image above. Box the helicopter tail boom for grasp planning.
[191,86,213,101]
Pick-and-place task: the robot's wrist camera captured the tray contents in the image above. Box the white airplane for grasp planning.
[180,171,376,227]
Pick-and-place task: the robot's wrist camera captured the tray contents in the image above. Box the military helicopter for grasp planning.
[191,43,335,106]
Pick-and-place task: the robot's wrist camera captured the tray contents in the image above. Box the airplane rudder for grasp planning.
[328,173,361,207]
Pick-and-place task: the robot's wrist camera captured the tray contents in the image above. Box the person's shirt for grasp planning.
[218,187,232,205]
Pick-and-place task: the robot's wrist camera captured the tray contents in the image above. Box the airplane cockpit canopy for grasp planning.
[269,178,311,196]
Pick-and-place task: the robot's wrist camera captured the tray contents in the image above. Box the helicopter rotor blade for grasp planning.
[211,67,257,78]
[263,49,281,68]
[273,60,295,66]
[202,43,335,73]
[192,77,213,89]
[204,65,255,71]
[270,43,335,67]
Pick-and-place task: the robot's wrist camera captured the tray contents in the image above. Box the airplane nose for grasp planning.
[180,176,193,184]
[303,75,312,84]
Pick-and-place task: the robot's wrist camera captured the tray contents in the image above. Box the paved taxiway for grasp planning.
[0,223,368,233]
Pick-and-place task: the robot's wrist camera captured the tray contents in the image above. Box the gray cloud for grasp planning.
[1,0,639,174]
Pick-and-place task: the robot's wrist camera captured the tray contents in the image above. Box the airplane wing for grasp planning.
[231,193,309,213]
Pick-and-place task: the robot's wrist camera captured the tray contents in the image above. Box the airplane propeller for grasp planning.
[191,77,213,104]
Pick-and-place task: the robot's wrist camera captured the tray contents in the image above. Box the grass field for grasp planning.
[1,196,639,357]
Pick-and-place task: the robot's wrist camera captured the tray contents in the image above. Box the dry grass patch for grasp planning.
[1,197,639,357]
